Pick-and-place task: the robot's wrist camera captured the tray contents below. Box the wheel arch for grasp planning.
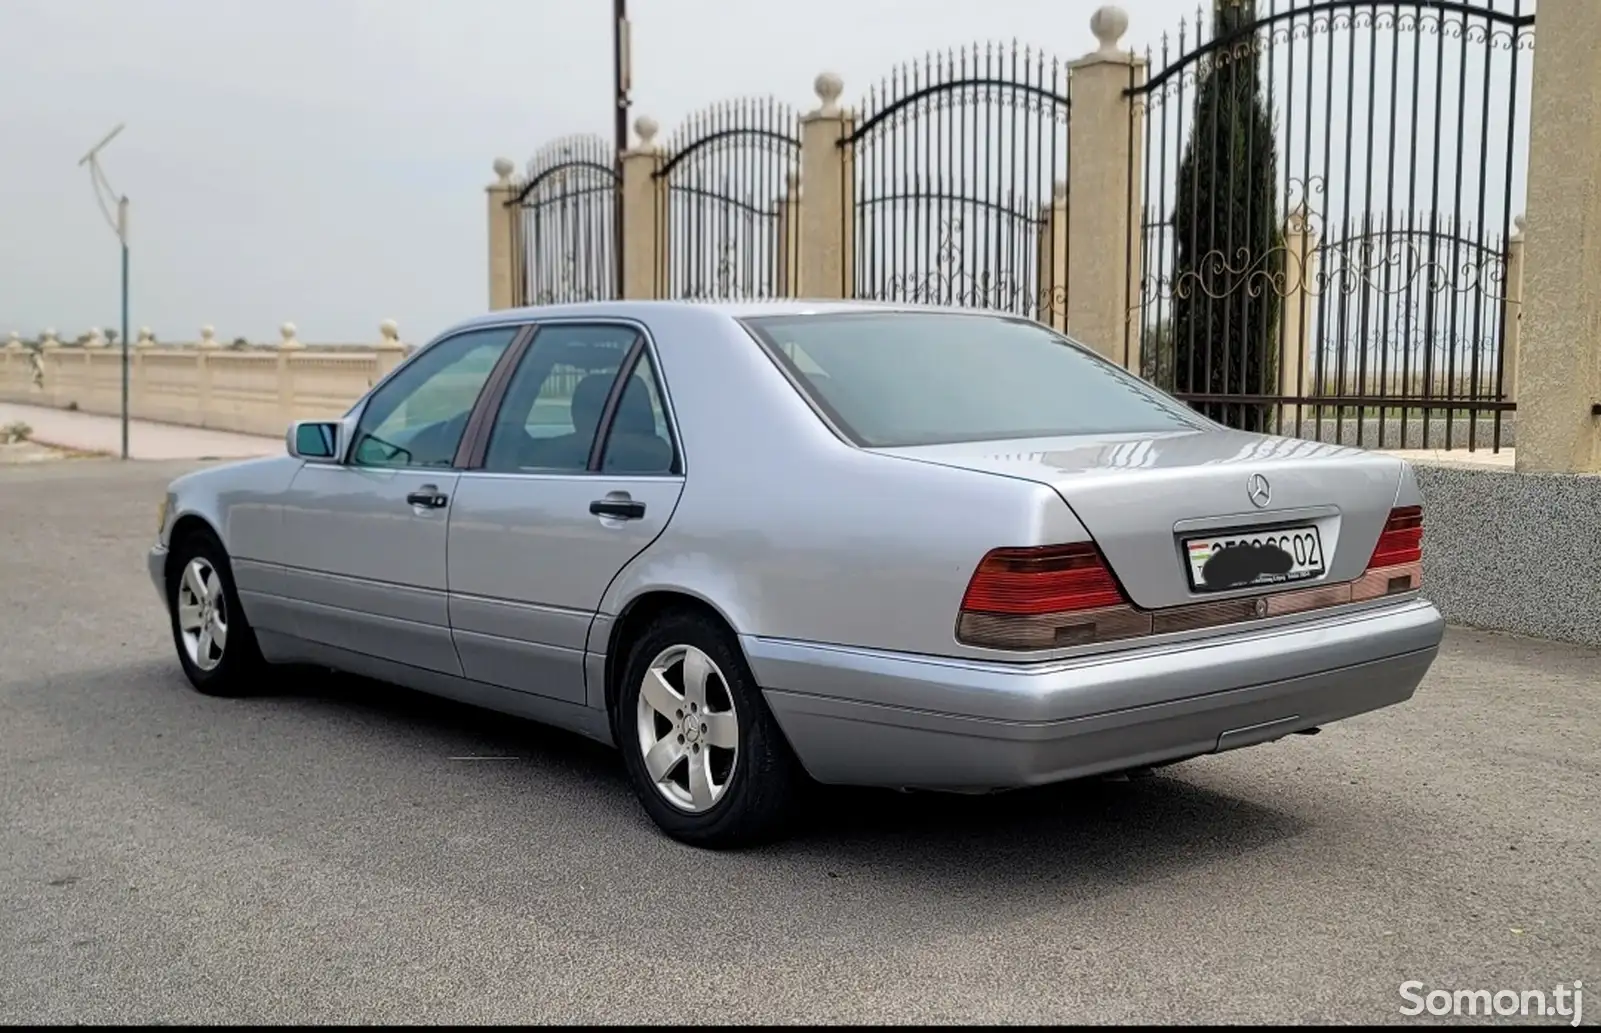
[601,588,747,720]
[164,513,225,587]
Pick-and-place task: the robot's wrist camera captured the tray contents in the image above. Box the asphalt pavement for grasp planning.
[2,458,1596,1024]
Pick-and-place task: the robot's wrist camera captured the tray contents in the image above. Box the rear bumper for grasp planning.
[743,598,1444,791]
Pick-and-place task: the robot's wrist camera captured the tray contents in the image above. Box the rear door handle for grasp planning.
[406,489,449,509]
[590,499,646,520]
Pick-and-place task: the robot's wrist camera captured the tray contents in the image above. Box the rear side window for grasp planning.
[741,312,1202,448]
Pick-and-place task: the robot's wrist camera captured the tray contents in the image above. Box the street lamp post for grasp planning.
[614,0,630,294]
[78,123,131,461]
[614,1,631,159]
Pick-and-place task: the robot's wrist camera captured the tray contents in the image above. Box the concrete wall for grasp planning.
[0,324,409,438]
[1415,463,1601,648]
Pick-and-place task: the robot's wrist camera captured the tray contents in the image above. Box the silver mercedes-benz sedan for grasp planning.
[149,301,1444,847]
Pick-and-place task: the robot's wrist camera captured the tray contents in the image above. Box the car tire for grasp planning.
[166,530,269,697]
[615,610,805,849]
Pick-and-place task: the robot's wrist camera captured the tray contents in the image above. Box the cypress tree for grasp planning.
[1170,0,1282,432]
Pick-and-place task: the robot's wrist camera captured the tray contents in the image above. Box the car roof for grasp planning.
[444,299,1024,335]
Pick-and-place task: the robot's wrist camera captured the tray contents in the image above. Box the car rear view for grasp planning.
[738,309,1445,791]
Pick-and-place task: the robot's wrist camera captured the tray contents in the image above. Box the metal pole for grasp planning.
[614,0,629,295]
[614,0,629,160]
[118,197,130,461]
[77,124,130,458]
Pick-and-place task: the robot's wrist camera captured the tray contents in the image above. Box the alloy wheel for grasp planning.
[176,557,229,672]
[634,644,740,813]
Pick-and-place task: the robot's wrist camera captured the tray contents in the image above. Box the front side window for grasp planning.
[742,312,1204,448]
[481,324,637,473]
[350,326,518,468]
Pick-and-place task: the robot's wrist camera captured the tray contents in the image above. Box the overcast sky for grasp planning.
[0,0,1201,344]
[0,0,1527,346]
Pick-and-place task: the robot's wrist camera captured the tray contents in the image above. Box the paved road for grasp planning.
[0,402,282,460]
[2,459,1596,1025]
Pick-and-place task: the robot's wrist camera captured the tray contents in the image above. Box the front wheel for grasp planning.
[166,532,268,696]
[615,611,804,848]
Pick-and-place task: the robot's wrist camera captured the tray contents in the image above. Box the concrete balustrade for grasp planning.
[0,321,413,438]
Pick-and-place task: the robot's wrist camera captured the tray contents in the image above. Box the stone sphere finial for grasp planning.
[278,322,304,351]
[199,325,219,349]
[787,169,802,192]
[1090,6,1130,56]
[634,116,659,150]
[5,331,20,350]
[814,72,844,115]
[376,318,404,352]
[492,157,515,184]
[1053,180,1068,203]
[1512,214,1526,240]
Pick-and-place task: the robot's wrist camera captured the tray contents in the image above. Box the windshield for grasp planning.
[741,311,1204,448]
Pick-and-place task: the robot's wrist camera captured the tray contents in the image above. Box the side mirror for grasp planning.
[287,420,343,461]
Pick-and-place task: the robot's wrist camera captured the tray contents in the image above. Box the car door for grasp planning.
[278,323,524,675]
[446,321,685,705]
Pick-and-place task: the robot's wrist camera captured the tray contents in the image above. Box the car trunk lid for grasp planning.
[874,429,1405,611]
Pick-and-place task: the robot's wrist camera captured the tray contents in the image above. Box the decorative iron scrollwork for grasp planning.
[529,250,605,305]
[855,217,1058,315]
[1142,219,1510,305]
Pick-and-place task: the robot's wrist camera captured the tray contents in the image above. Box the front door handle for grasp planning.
[590,498,646,520]
[406,489,449,509]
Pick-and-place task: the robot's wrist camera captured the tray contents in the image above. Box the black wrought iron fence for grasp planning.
[842,43,1070,321]
[1129,0,1535,450]
[509,134,620,306]
[1304,210,1511,443]
[655,99,800,300]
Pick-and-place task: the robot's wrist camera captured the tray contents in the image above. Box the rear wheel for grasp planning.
[166,531,268,696]
[615,610,804,848]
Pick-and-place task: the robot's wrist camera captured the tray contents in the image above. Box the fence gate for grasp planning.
[842,43,1071,320]
[655,99,801,300]
[510,134,620,306]
[1129,0,1535,451]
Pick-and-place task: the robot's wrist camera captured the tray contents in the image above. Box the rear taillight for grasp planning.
[1352,505,1424,601]
[960,514,1425,652]
[957,543,1151,650]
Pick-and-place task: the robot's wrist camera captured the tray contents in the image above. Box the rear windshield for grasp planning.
[741,311,1202,448]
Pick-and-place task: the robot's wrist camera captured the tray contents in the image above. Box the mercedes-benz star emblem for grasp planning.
[1247,473,1272,508]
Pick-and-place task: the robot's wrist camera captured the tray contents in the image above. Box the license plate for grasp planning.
[1184,525,1326,592]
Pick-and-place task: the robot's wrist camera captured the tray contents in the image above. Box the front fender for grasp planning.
[162,454,301,563]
